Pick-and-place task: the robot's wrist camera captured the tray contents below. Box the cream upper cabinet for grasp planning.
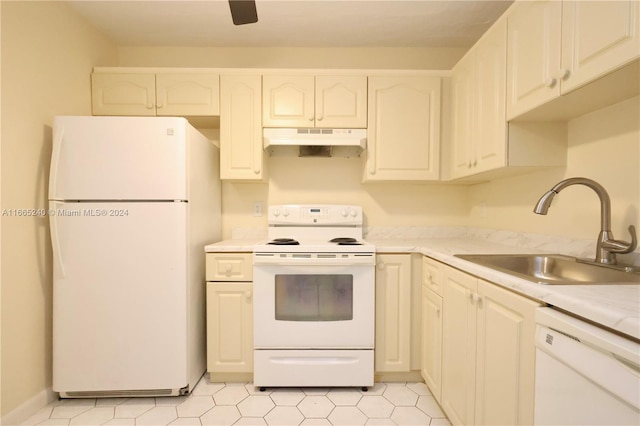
[262,74,367,128]
[450,19,507,179]
[365,76,441,182]
[507,0,639,120]
[220,74,266,181]
[421,257,444,403]
[91,73,156,116]
[441,264,540,426]
[375,254,412,373]
[92,72,220,117]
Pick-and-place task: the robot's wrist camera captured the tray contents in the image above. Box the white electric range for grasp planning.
[253,204,376,390]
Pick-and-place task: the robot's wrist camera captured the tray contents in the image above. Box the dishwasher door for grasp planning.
[534,308,640,426]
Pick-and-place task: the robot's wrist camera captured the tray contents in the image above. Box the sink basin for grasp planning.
[454,254,640,285]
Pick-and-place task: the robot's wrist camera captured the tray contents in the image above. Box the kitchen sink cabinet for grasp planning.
[205,253,253,380]
[365,76,441,182]
[375,254,412,373]
[440,264,540,426]
[506,0,640,120]
[421,257,444,402]
[91,72,220,117]
[220,74,266,181]
[262,74,367,128]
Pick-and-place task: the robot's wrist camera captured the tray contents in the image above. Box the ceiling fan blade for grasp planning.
[228,0,258,25]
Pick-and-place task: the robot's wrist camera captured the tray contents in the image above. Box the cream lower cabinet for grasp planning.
[91,72,220,116]
[506,0,640,119]
[375,254,412,373]
[440,264,540,426]
[364,76,441,182]
[421,257,444,402]
[220,74,265,181]
[205,253,253,378]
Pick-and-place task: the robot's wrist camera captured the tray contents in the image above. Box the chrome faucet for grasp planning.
[533,177,637,265]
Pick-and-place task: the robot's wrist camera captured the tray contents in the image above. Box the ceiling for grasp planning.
[67,0,513,48]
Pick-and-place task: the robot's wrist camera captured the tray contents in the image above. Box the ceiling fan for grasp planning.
[228,0,259,25]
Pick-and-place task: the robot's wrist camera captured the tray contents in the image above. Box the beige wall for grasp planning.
[467,96,640,242]
[1,1,116,418]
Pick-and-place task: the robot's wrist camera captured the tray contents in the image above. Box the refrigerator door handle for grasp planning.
[49,123,63,200]
[49,201,65,278]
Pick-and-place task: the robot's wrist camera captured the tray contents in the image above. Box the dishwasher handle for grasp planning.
[536,325,640,410]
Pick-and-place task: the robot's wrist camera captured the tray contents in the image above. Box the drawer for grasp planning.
[206,253,253,281]
[422,256,443,296]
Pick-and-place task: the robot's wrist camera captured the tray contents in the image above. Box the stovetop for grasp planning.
[255,237,375,254]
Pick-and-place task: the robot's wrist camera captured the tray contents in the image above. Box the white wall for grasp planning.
[467,96,639,248]
[0,2,116,419]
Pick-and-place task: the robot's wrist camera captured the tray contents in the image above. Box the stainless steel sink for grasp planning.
[454,254,640,285]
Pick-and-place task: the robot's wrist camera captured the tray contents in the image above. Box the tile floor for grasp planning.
[20,377,451,426]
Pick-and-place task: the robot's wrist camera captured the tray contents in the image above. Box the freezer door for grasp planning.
[51,201,190,393]
[50,116,188,201]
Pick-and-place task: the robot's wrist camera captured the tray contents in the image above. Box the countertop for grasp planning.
[204,238,640,341]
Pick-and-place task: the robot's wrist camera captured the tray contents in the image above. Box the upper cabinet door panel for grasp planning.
[315,75,367,128]
[263,75,315,127]
[506,0,562,120]
[91,73,156,116]
[561,0,640,93]
[155,73,220,116]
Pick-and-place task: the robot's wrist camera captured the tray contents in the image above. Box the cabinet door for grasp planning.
[561,0,640,93]
[421,286,443,402]
[441,266,477,426]
[220,75,265,181]
[263,75,315,127]
[422,256,443,296]
[375,254,412,372]
[156,73,220,116]
[475,280,539,426]
[365,76,441,181]
[506,0,562,120]
[450,54,475,179]
[206,282,253,373]
[91,73,156,116]
[473,19,507,174]
[315,75,367,128]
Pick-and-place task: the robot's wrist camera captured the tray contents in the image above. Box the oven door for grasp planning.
[253,262,375,349]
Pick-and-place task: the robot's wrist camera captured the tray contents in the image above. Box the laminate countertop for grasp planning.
[205,238,640,341]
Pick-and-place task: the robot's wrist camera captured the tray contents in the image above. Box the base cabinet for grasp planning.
[375,254,412,373]
[421,257,444,401]
[440,264,540,426]
[205,253,253,378]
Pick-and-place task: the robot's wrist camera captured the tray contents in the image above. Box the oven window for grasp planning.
[274,274,353,321]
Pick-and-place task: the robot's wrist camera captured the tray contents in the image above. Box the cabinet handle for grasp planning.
[546,78,558,88]
[470,292,481,304]
[254,168,261,175]
[436,307,441,315]
[244,291,252,301]
[561,69,571,81]
[146,103,154,110]
[317,115,323,121]
[308,116,315,121]
[157,103,163,109]
[377,262,385,270]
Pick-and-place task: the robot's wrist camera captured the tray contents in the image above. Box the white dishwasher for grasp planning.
[534,307,640,425]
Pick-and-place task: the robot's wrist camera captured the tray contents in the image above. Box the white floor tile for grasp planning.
[269,389,305,406]
[23,382,450,426]
[200,405,241,425]
[264,406,304,426]
[326,388,363,406]
[297,395,335,418]
[327,406,368,426]
[390,406,432,426]
[237,395,276,417]
[176,395,214,417]
[135,406,178,426]
[357,395,394,418]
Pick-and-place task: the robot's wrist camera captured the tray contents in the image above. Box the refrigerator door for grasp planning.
[50,116,188,201]
[51,201,189,394]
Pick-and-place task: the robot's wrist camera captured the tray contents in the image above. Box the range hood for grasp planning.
[263,128,367,158]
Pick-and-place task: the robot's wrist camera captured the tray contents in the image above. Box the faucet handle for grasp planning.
[602,225,637,254]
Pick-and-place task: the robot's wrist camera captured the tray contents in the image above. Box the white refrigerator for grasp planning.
[49,116,221,397]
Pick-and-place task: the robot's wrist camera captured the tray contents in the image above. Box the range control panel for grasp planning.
[268,204,362,226]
